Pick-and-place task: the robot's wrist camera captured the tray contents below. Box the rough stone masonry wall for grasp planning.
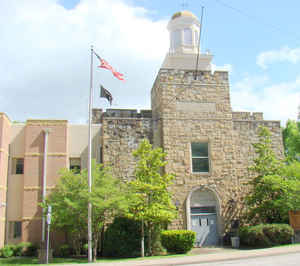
[101,109,153,180]
[151,69,240,234]
[150,69,284,237]
[232,117,284,208]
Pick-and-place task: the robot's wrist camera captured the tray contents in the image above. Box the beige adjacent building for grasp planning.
[0,10,283,248]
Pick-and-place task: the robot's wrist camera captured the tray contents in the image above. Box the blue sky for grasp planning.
[1,0,300,125]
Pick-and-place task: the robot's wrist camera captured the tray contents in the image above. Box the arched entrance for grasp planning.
[186,187,220,247]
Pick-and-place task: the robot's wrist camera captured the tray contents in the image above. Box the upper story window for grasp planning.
[195,31,199,45]
[183,28,192,45]
[70,158,81,174]
[12,158,24,174]
[191,143,209,173]
[171,30,181,51]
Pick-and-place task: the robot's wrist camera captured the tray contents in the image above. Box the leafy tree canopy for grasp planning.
[282,120,300,161]
[245,126,300,224]
[44,161,128,260]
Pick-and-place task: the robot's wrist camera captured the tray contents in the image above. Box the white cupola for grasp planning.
[168,10,200,54]
[162,10,213,71]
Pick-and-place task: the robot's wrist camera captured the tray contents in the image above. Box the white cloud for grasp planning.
[0,0,168,122]
[257,46,300,69]
[231,75,300,125]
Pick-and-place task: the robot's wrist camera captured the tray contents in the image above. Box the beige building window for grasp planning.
[70,158,81,173]
[191,143,209,173]
[12,158,24,174]
[9,221,22,239]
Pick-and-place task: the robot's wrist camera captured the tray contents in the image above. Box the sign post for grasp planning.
[46,206,52,264]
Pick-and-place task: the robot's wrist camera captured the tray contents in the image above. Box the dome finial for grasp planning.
[181,0,188,10]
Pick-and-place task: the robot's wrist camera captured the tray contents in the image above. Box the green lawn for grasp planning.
[1,244,299,265]
[0,253,188,265]
[0,257,88,265]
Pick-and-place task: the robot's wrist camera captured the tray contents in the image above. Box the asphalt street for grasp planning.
[178,252,300,266]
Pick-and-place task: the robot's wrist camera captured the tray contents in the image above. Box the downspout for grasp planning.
[42,129,50,244]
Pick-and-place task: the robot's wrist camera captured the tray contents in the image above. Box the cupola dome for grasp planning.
[162,10,213,71]
[167,10,200,54]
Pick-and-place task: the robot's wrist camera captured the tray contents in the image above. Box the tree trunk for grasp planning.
[141,220,144,257]
[148,223,152,256]
[93,236,98,262]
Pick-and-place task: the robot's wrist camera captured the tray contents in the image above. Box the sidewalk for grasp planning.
[63,245,300,266]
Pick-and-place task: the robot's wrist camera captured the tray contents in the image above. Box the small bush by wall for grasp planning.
[160,230,195,254]
[239,224,294,247]
[103,217,148,258]
[22,242,38,257]
[0,245,14,258]
[0,242,38,258]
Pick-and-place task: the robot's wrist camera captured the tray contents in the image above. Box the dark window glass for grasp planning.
[191,206,216,214]
[70,158,81,174]
[192,143,208,157]
[192,158,209,172]
[70,165,81,174]
[14,222,22,238]
[15,159,24,174]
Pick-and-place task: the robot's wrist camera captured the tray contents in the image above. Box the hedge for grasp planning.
[160,230,195,254]
[239,224,294,247]
[0,242,38,258]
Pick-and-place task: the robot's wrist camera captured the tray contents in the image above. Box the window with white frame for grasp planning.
[191,143,209,173]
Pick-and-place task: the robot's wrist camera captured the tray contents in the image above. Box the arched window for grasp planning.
[183,28,192,45]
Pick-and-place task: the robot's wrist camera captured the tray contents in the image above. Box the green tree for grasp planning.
[282,120,300,161]
[127,139,177,257]
[245,126,300,224]
[45,161,128,261]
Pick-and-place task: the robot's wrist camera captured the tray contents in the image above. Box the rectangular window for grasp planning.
[14,222,22,238]
[191,143,209,173]
[99,146,103,164]
[9,221,22,238]
[70,158,81,173]
[183,28,192,45]
[12,158,24,174]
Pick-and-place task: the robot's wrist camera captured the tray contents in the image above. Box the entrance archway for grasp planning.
[186,187,220,246]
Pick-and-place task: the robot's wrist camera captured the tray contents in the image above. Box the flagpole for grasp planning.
[194,6,204,80]
[88,45,93,263]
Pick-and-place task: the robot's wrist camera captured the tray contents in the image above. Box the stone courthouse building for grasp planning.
[0,10,283,248]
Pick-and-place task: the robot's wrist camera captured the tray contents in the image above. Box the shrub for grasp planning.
[22,242,38,257]
[55,244,73,258]
[239,224,294,247]
[262,224,294,245]
[103,217,148,258]
[82,243,88,255]
[160,230,195,254]
[13,242,32,256]
[0,245,14,258]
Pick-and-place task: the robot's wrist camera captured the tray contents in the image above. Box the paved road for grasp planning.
[178,252,300,266]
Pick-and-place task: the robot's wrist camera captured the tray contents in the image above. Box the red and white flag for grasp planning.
[94,52,124,81]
